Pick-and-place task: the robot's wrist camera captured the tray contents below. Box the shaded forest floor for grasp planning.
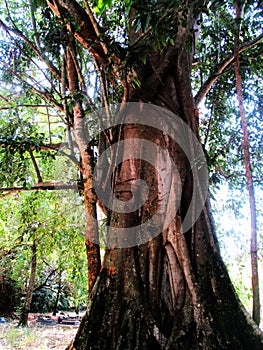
[0,314,79,349]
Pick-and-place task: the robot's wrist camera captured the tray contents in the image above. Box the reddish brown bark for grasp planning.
[71,109,263,349]
[234,0,260,326]
[65,39,101,293]
[46,0,106,62]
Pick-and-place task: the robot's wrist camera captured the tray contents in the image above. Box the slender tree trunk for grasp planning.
[234,0,260,326]
[18,240,37,327]
[52,270,62,316]
[65,39,101,293]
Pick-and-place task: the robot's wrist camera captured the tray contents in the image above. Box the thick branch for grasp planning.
[46,0,107,63]
[195,34,263,106]
[64,34,101,293]
[83,0,108,56]
[133,46,178,101]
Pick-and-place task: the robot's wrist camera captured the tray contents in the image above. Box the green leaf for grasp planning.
[94,0,113,15]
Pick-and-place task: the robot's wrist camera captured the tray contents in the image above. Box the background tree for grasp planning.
[0,190,88,321]
[0,0,262,349]
[17,193,40,327]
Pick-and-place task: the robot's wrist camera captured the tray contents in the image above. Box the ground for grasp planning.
[0,313,79,349]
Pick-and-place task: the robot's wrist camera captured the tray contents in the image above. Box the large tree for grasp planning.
[0,0,262,349]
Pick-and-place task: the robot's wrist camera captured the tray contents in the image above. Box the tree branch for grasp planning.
[47,0,126,89]
[1,141,75,151]
[34,268,59,292]
[194,34,263,106]
[234,0,260,326]
[83,0,108,57]
[0,182,83,198]
[0,19,61,82]
[46,0,107,63]
[29,0,41,52]
[0,141,80,169]
[29,150,43,183]
[1,61,64,113]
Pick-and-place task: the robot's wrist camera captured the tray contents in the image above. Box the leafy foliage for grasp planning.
[0,190,88,314]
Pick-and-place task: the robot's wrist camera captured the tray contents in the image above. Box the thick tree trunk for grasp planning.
[68,51,263,350]
[70,134,263,349]
[18,240,37,327]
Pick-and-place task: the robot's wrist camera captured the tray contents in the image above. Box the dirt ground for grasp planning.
[0,314,80,350]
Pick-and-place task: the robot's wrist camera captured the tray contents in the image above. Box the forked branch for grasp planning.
[46,0,108,63]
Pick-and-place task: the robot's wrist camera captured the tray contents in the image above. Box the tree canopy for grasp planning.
[0,1,262,191]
